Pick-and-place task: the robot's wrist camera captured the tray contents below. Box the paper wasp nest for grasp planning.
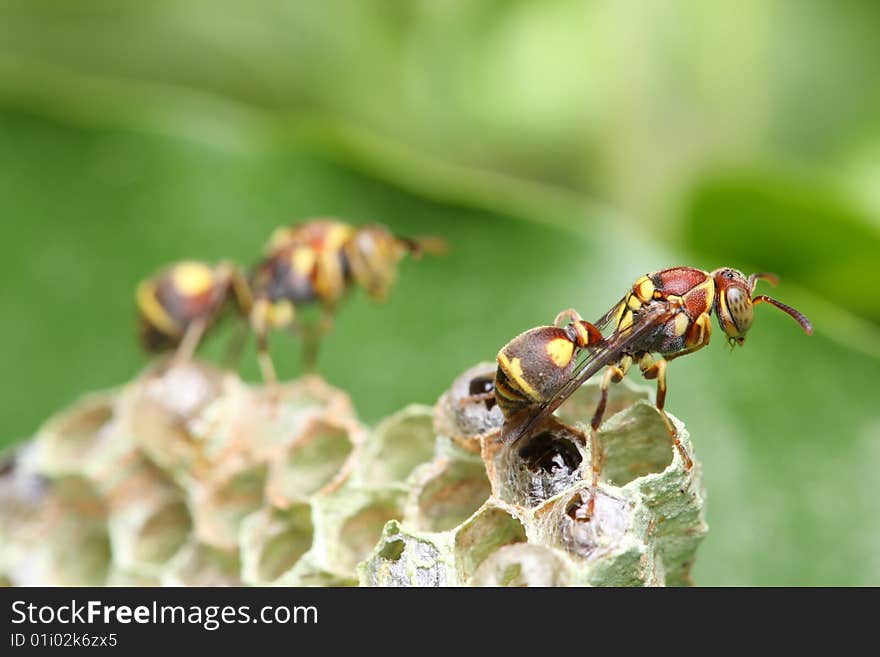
[0,360,706,587]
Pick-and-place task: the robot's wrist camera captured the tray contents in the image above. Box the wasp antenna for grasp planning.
[397,235,448,258]
[753,295,813,335]
[748,272,779,291]
[395,236,422,258]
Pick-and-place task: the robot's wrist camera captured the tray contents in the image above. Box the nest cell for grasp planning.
[265,417,357,507]
[355,405,436,487]
[453,503,528,582]
[33,391,118,478]
[407,457,491,532]
[434,363,504,450]
[487,421,587,507]
[470,543,572,587]
[240,503,314,585]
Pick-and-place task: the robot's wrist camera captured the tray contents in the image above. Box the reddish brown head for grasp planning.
[346,225,447,301]
[711,268,813,347]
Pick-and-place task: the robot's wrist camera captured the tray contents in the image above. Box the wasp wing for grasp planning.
[593,298,625,332]
[501,303,673,445]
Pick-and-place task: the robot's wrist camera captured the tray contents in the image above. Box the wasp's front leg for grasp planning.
[638,353,693,470]
[250,298,282,386]
[639,312,709,469]
[300,304,337,373]
[665,313,712,363]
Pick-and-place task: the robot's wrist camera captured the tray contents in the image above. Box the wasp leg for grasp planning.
[301,305,336,373]
[171,318,207,368]
[554,308,604,351]
[585,355,632,518]
[554,308,583,326]
[300,324,319,374]
[641,313,709,469]
[222,319,249,370]
[250,299,278,386]
[639,353,693,470]
[665,313,711,363]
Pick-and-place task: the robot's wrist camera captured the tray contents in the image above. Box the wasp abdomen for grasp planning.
[136,262,219,350]
[495,326,580,419]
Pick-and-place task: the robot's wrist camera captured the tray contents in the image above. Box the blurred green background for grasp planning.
[1,1,879,586]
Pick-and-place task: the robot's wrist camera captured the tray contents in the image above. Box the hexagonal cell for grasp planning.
[597,401,675,486]
[535,485,635,560]
[406,457,491,532]
[338,498,404,574]
[32,391,119,479]
[470,543,572,587]
[528,483,663,586]
[265,417,358,507]
[133,499,192,565]
[232,375,358,462]
[453,504,528,582]
[240,503,314,585]
[355,405,436,488]
[104,459,192,572]
[191,464,267,549]
[485,420,587,507]
[434,363,504,452]
[359,520,452,587]
[44,477,112,585]
[308,487,406,577]
[51,524,113,586]
[161,542,242,586]
[119,360,227,479]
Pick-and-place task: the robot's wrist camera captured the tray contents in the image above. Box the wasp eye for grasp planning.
[725,287,754,336]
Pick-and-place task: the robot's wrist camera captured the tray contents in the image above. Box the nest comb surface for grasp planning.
[0,360,707,587]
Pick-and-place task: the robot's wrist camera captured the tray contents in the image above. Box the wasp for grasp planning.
[136,260,253,366]
[492,266,813,518]
[138,219,445,380]
[247,219,445,381]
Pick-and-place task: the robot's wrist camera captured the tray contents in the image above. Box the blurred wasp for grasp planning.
[137,260,253,366]
[137,219,445,380]
[247,218,445,381]
[490,266,813,518]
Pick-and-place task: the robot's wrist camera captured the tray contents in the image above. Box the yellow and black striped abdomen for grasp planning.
[494,325,578,420]
[136,262,219,352]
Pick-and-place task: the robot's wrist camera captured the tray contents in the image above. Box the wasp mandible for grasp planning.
[491,266,813,518]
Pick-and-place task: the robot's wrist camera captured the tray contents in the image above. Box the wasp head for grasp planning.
[345,224,411,301]
[712,268,812,347]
